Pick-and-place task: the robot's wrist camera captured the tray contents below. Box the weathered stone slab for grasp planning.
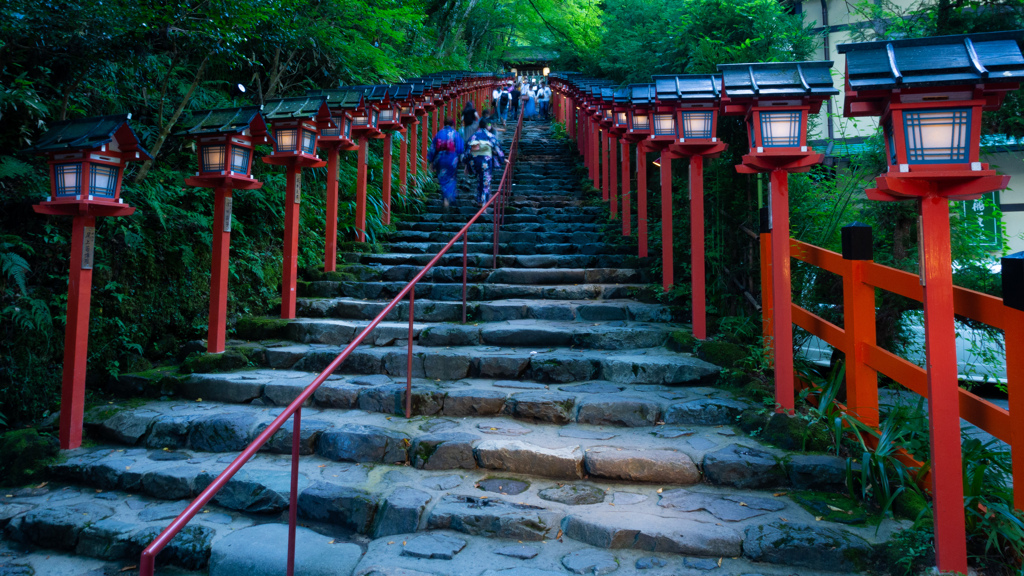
[475,439,583,479]
[372,487,432,538]
[317,425,409,464]
[538,484,605,505]
[658,489,785,521]
[562,549,619,575]
[576,396,659,427]
[400,533,467,560]
[426,495,560,541]
[411,433,478,470]
[442,388,507,416]
[297,481,378,533]
[562,512,742,557]
[743,522,871,571]
[507,391,576,424]
[787,454,847,491]
[210,524,361,576]
[584,447,700,484]
[664,398,749,426]
[702,444,784,489]
[189,412,260,452]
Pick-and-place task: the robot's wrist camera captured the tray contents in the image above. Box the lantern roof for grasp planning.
[23,113,152,159]
[306,89,364,111]
[263,96,332,122]
[839,31,1024,91]
[652,74,722,102]
[629,84,657,106]
[388,84,413,102]
[348,85,391,104]
[718,61,838,100]
[177,106,270,139]
[613,87,632,104]
[599,87,615,102]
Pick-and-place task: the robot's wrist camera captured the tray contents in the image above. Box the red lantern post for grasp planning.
[719,61,838,411]
[307,89,360,271]
[261,97,332,319]
[840,32,1024,573]
[25,114,150,449]
[625,84,656,259]
[611,88,632,235]
[179,107,272,351]
[655,74,729,339]
[644,85,684,291]
[347,85,388,242]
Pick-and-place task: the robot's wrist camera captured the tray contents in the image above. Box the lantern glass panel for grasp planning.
[902,108,970,164]
[201,145,226,172]
[654,113,676,136]
[680,111,713,139]
[275,129,298,152]
[89,164,119,198]
[54,163,81,197]
[379,109,395,122]
[352,115,368,126]
[633,114,650,131]
[321,115,343,138]
[301,129,317,154]
[371,111,378,126]
[344,119,352,139]
[603,109,612,121]
[758,111,801,147]
[231,147,251,173]
[616,112,627,126]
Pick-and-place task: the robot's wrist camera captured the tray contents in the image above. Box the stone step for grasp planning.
[302,280,656,302]
[414,212,600,224]
[295,297,672,323]
[340,252,644,271]
[326,265,643,286]
[389,230,608,245]
[283,318,676,350]
[399,221,603,233]
[21,444,881,575]
[170,370,743,426]
[250,343,718,386]
[381,241,631,257]
[82,399,850,495]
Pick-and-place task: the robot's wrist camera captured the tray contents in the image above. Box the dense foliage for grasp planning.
[0,0,577,426]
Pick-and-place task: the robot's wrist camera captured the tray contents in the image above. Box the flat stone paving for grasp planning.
[0,121,905,575]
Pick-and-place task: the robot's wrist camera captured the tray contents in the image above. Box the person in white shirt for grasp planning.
[491,87,501,121]
[538,84,552,119]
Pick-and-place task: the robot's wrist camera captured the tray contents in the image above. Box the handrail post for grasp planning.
[406,285,415,418]
[287,407,301,576]
[1002,252,1024,510]
[840,223,879,427]
[462,234,469,323]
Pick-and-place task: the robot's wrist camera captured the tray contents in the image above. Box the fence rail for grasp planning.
[139,110,525,575]
[783,231,1023,509]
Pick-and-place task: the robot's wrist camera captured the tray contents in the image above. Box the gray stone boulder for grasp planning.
[576,395,659,427]
[507,391,576,424]
[442,388,507,416]
[297,481,379,533]
[787,454,847,491]
[209,524,361,576]
[562,512,742,557]
[372,487,432,538]
[664,398,749,426]
[702,444,785,489]
[538,484,606,505]
[584,447,700,484]
[475,439,583,479]
[743,522,871,571]
[400,533,467,560]
[562,549,619,575]
[427,495,561,541]
[317,425,409,464]
[189,412,260,452]
[411,432,478,470]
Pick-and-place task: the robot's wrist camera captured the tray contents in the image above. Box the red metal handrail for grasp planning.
[139,110,525,575]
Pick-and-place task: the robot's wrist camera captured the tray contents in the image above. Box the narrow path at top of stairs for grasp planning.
[1,119,906,576]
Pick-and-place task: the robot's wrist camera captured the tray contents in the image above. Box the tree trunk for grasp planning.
[133,58,208,184]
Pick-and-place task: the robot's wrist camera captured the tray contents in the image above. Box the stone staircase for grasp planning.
[0,120,903,576]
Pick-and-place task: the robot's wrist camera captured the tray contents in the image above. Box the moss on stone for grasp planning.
[791,491,877,525]
[0,428,59,486]
[235,316,290,341]
[758,412,832,452]
[892,489,928,521]
[737,408,769,435]
[697,340,750,368]
[109,367,185,398]
[181,349,249,374]
[669,330,698,353]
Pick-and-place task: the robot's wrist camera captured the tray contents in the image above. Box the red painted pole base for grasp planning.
[59,215,96,450]
[324,149,340,272]
[208,188,232,353]
[281,168,301,319]
[769,169,794,412]
[919,195,969,574]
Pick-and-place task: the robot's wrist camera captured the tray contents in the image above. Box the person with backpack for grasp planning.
[498,87,512,125]
[428,118,465,211]
[465,119,505,205]
[539,83,552,119]
[510,84,522,120]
